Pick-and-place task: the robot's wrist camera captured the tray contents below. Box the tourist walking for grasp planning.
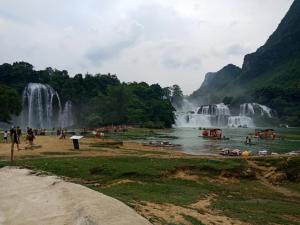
[27,128,35,147]
[59,129,66,139]
[16,126,22,144]
[10,126,20,162]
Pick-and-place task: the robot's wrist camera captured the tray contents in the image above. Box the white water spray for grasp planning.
[20,83,74,128]
[175,100,272,128]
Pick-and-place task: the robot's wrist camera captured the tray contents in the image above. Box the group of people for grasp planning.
[57,128,66,139]
[202,128,222,138]
[255,129,278,140]
[2,126,36,161]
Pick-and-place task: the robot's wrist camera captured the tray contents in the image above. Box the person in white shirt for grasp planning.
[3,131,8,143]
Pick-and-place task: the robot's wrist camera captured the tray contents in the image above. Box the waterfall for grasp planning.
[20,83,73,129]
[228,116,254,128]
[240,103,272,118]
[175,102,230,127]
[61,101,74,128]
[175,100,272,128]
[175,112,211,128]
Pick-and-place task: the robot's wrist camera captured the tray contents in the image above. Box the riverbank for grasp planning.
[0,129,299,224]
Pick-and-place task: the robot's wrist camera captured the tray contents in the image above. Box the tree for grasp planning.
[0,85,22,122]
[0,62,176,128]
[171,85,183,110]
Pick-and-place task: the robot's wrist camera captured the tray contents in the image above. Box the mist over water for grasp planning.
[175,99,272,128]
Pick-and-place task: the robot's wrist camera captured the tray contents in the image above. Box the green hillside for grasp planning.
[190,0,300,126]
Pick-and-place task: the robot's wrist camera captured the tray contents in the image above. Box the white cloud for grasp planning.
[0,0,294,94]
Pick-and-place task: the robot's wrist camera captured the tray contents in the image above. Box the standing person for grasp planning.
[59,129,66,139]
[10,126,20,162]
[16,126,22,144]
[26,127,30,144]
[3,131,8,143]
[27,128,35,147]
[245,136,249,144]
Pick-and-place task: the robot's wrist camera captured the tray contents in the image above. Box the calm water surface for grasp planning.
[158,127,300,155]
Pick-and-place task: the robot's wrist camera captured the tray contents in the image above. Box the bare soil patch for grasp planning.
[135,195,249,225]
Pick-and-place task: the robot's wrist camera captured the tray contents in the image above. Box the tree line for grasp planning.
[0,62,182,128]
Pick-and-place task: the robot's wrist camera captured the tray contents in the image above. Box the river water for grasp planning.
[158,127,300,155]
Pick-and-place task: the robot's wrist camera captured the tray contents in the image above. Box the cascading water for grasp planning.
[175,102,231,127]
[175,112,211,128]
[175,100,273,128]
[226,103,273,128]
[20,83,74,128]
[240,103,272,118]
[61,101,74,128]
[228,116,254,128]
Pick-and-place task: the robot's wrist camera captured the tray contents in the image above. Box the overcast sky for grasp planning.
[0,0,294,94]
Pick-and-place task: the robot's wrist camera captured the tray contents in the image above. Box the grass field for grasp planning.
[1,154,299,225]
[0,128,299,224]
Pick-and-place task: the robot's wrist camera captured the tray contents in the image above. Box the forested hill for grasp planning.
[0,62,175,128]
[190,0,300,126]
[190,64,241,105]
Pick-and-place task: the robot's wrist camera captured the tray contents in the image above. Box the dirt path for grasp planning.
[135,196,250,225]
[247,160,300,198]
[0,167,151,225]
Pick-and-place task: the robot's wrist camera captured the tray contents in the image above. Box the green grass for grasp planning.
[98,179,212,205]
[89,141,123,148]
[10,156,245,183]
[0,156,299,224]
[211,179,300,225]
[40,151,81,156]
[105,128,163,140]
[182,215,205,225]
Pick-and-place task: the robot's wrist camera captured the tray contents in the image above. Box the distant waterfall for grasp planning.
[240,103,272,118]
[175,103,231,127]
[20,83,73,128]
[61,101,74,128]
[228,116,254,128]
[175,100,272,128]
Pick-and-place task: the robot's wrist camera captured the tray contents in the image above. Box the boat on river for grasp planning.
[199,128,230,140]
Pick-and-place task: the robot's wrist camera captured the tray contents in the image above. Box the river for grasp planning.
[158,127,300,155]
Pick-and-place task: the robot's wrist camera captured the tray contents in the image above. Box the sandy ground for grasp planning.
[0,167,151,225]
[0,135,188,160]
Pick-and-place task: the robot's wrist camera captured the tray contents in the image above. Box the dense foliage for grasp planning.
[0,62,175,128]
[0,85,22,122]
[189,0,300,126]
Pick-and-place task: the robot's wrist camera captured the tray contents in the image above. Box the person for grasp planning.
[59,129,66,139]
[27,128,35,147]
[3,131,8,143]
[10,126,20,162]
[245,136,252,145]
[202,129,209,137]
[16,126,22,144]
[248,136,252,144]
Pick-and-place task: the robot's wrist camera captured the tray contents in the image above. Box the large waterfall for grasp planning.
[175,100,272,128]
[20,83,74,128]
